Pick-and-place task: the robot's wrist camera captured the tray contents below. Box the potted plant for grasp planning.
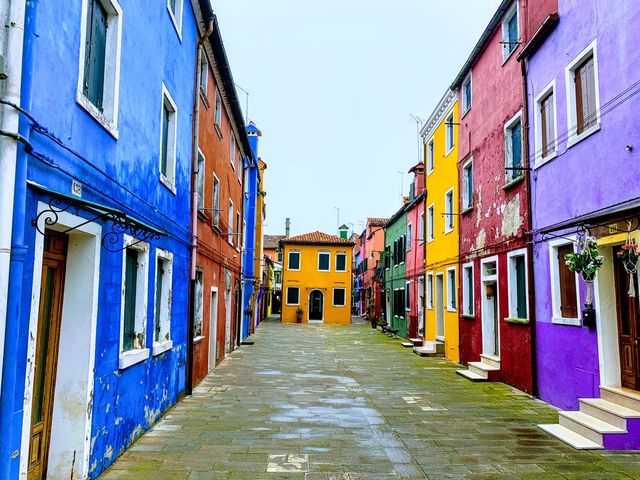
[295,308,304,323]
[617,240,639,297]
[564,236,604,328]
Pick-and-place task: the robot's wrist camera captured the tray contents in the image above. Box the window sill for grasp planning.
[567,124,600,149]
[160,174,177,195]
[502,47,518,66]
[461,107,471,119]
[534,151,558,170]
[119,348,150,370]
[502,175,524,191]
[505,317,529,325]
[193,335,206,344]
[552,316,581,326]
[435,335,445,341]
[460,206,473,215]
[446,307,457,313]
[200,89,210,109]
[197,209,209,222]
[152,340,173,356]
[214,124,223,140]
[76,93,119,140]
[460,313,475,319]
[444,228,454,235]
[427,169,434,177]
[445,146,454,157]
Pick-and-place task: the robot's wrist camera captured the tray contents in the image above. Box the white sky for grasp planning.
[214,1,503,237]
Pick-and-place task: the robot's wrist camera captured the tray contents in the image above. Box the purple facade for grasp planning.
[527,0,640,416]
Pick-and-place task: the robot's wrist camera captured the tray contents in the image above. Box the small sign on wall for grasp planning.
[72,180,82,197]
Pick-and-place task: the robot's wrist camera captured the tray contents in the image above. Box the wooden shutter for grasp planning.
[511,121,522,170]
[575,56,596,134]
[515,256,527,318]
[154,260,164,342]
[557,244,578,318]
[123,249,138,351]
[83,0,107,110]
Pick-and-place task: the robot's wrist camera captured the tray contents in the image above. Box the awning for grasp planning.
[29,181,167,251]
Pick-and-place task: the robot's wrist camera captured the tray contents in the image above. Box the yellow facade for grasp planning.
[423,92,460,362]
[281,240,353,324]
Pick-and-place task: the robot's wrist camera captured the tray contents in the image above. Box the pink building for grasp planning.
[358,218,388,317]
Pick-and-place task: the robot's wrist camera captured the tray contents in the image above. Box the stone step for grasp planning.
[408,337,424,346]
[580,398,640,430]
[467,361,499,380]
[559,411,625,445]
[601,386,640,412]
[538,423,604,450]
[400,341,414,348]
[456,369,486,382]
[480,353,500,368]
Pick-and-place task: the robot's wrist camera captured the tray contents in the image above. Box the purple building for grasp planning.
[521,0,640,449]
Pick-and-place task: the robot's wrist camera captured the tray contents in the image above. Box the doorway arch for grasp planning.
[308,289,324,323]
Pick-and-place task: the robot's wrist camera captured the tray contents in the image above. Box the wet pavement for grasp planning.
[100,320,640,479]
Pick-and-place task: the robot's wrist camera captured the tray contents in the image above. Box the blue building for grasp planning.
[0,0,213,477]
[241,122,261,339]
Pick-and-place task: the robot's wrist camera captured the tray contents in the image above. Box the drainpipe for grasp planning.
[0,0,36,477]
[0,0,27,401]
[520,54,538,397]
[187,17,213,396]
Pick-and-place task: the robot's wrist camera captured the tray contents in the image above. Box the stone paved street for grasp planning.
[100,320,640,479]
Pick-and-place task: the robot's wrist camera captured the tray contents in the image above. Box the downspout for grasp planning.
[0,0,27,401]
[187,17,213,395]
[0,0,36,477]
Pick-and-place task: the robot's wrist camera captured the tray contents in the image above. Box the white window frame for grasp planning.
[406,223,412,251]
[405,281,411,311]
[159,84,178,193]
[507,248,529,321]
[236,212,241,252]
[196,149,205,211]
[76,0,123,138]
[153,249,173,356]
[444,188,454,234]
[462,158,473,211]
[286,286,300,306]
[446,267,457,312]
[549,237,581,325]
[119,235,150,369]
[230,134,236,170]
[534,80,558,168]
[288,251,301,271]
[504,110,523,184]
[565,39,601,148]
[445,111,455,155]
[332,288,347,307]
[228,200,234,245]
[214,89,222,129]
[427,204,435,243]
[335,252,347,272]
[318,251,331,272]
[418,213,425,245]
[212,172,220,227]
[501,2,519,62]
[462,262,474,316]
[427,139,435,174]
[462,73,472,115]
[167,0,184,40]
[193,269,204,342]
[426,272,433,309]
[199,48,208,95]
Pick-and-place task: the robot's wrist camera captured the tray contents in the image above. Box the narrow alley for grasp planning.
[100,320,640,479]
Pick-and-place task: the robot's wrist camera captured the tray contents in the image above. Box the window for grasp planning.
[444,189,454,233]
[333,288,346,307]
[167,0,184,38]
[228,200,234,245]
[427,140,434,173]
[427,204,435,242]
[426,273,433,309]
[236,212,241,248]
[566,41,600,145]
[384,245,390,269]
[336,253,347,272]
[159,85,178,191]
[445,112,455,153]
[286,286,300,305]
[407,224,412,251]
[462,74,472,114]
[419,213,425,244]
[153,250,173,355]
[508,249,528,320]
[196,150,205,211]
[502,3,519,61]
[550,241,579,322]
[230,135,236,169]
[119,236,149,368]
[193,269,203,338]
[405,282,411,311]
[504,112,523,182]
[462,159,473,210]
[318,251,330,271]
[199,48,208,94]
[446,268,456,311]
[78,0,122,135]
[462,263,474,315]
[277,249,284,262]
[212,174,220,227]
[214,89,222,129]
[538,87,556,161]
[288,251,300,270]
[393,289,405,317]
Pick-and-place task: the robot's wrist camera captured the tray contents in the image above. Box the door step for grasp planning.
[456,355,501,382]
[538,424,604,450]
[456,369,486,381]
[400,341,414,348]
[408,337,423,347]
[413,340,444,357]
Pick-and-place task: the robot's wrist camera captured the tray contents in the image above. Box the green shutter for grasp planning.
[515,256,527,318]
[83,0,107,110]
[123,249,138,351]
[161,103,170,176]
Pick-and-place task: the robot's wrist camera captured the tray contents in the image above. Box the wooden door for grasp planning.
[309,290,323,321]
[614,246,640,390]
[28,231,67,480]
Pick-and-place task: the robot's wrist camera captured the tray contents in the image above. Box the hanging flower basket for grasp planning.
[617,240,639,297]
[564,236,604,328]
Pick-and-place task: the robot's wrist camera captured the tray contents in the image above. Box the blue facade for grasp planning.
[0,0,202,478]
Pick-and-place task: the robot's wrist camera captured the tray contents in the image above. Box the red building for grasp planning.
[360,218,389,320]
[453,0,556,393]
[192,21,253,386]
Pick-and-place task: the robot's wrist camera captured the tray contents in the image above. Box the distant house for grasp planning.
[383,205,408,338]
[280,232,354,324]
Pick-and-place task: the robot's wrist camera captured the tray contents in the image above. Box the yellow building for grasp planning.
[280,231,354,324]
[420,90,460,362]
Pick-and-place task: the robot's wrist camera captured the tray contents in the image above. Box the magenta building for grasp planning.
[522,0,640,449]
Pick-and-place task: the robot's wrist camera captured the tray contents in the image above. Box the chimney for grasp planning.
[338,224,349,239]
[285,218,290,237]
[246,121,262,158]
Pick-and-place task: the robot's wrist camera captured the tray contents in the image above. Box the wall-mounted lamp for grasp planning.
[626,145,633,152]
